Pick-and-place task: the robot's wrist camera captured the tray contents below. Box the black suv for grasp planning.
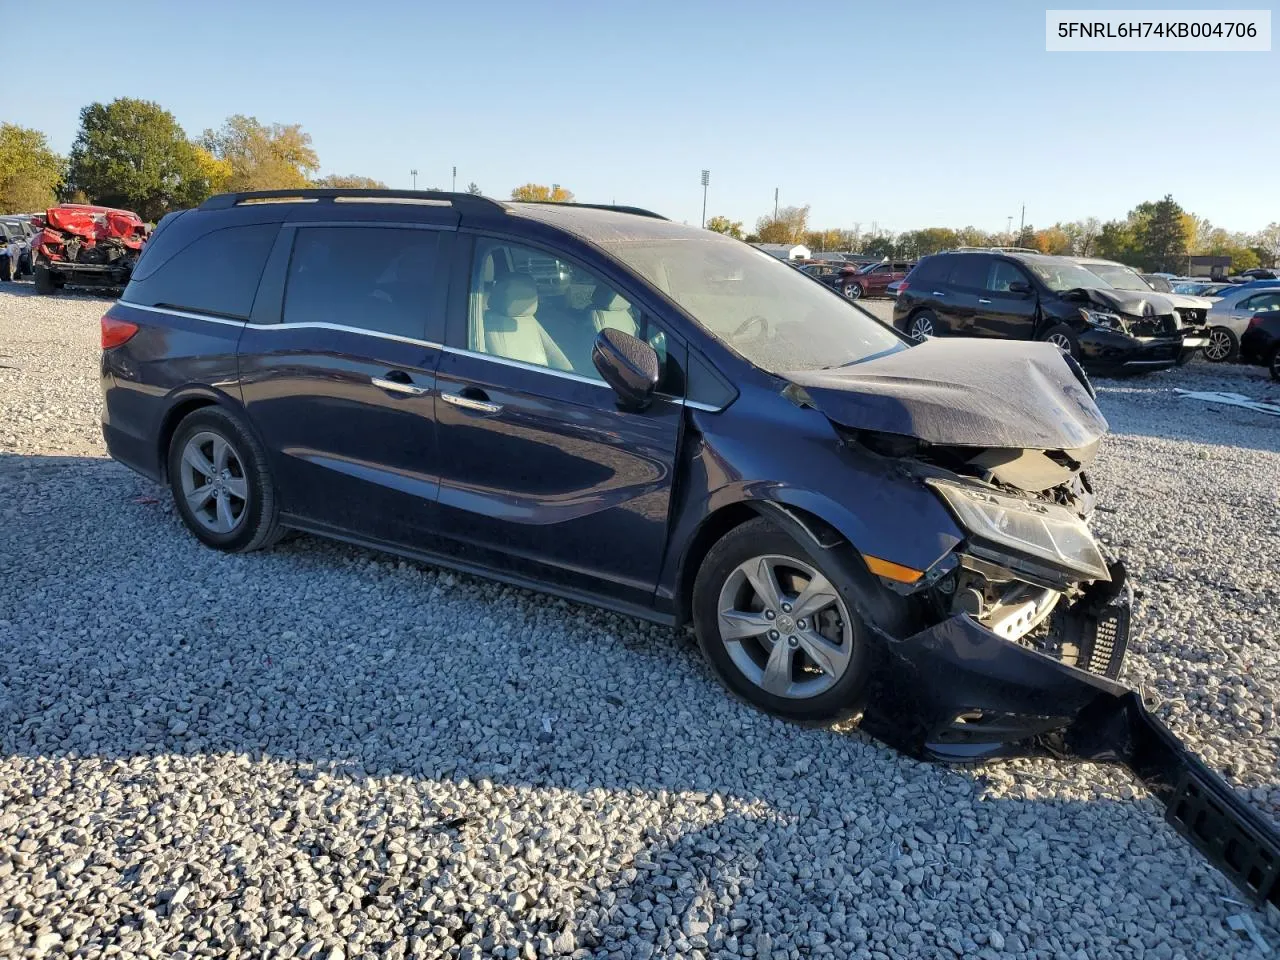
[892,249,1202,373]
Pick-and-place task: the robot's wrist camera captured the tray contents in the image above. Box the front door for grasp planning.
[239,222,453,545]
[973,258,1038,339]
[433,236,682,608]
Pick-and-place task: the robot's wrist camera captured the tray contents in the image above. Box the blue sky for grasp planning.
[8,0,1276,233]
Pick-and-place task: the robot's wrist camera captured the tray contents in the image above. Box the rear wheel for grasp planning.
[167,406,284,553]
[33,264,54,294]
[1040,323,1081,360]
[842,281,863,299]
[906,310,938,341]
[0,258,10,282]
[1269,346,1280,382]
[1203,326,1239,363]
[692,518,871,722]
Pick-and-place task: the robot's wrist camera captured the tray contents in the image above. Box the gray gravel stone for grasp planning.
[1,287,1278,958]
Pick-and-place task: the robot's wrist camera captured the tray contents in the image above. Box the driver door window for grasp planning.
[468,239,668,381]
[986,260,1028,294]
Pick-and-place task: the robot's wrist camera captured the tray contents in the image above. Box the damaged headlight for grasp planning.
[1079,308,1124,330]
[927,479,1110,582]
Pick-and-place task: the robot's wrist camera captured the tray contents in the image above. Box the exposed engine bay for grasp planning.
[1060,285,1180,337]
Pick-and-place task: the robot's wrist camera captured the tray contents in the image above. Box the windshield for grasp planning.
[1026,259,1116,292]
[598,236,905,372]
[1078,263,1150,292]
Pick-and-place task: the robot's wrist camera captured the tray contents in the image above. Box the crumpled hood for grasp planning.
[1066,286,1175,318]
[785,338,1108,450]
[1161,292,1215,311]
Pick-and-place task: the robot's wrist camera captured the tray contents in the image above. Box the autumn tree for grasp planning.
[200,115,320,192]
[0,124,63,213]
[803,228,844,252]
[65,98,207,219]
[755,205,809,244]
[510,183,574,202]
[1032,225,1073,255]
[705,215,744,239]
[311,174,388,189]
[1253,223,1279,267]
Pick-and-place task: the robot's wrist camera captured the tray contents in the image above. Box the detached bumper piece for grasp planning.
[861,579,1280,909]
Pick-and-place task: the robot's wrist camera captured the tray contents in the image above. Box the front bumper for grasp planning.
[859,570,1280,910]
[1079,328,1185,373]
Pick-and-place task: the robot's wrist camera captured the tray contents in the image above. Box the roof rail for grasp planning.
[944,245,1042,254]
[199,188,510,213]
[509,200,668,221]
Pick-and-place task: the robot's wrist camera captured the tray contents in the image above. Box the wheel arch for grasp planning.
[156,386,253,483]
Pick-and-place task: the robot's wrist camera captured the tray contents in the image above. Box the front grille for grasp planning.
[1081,601,1129,679]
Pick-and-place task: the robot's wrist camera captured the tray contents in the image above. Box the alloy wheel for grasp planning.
[1047,332,1073,352]
[1204,328,1232,362]
[179,431,249,534]
[844,283,862,300]
[909,316,935,340]
[715,554,853,699]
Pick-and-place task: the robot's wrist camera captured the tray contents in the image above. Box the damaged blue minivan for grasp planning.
[100,191,1279,908]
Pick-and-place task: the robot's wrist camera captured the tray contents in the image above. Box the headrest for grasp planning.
[592,285,629,312]
[489,274,538,317]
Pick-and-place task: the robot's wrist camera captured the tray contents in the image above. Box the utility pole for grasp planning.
[700,170,710,229]
[410,169,418,190]
[452,166,457,192]
[1019,204,1025,244]
[773,187,779,221]
[1006,216,1013,241]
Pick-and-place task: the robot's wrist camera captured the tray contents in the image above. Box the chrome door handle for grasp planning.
[978,298,992,304]
[372,377,428,396]
[932,290,947,296]
[441,391,502,414]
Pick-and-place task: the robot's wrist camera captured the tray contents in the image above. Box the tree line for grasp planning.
[0,99,516,221]
[708,197,1279,272]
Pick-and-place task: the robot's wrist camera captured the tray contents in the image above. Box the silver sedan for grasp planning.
[1203,284,1280,362]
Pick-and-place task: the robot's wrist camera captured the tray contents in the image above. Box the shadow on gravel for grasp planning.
[3,451,1276,953]
[1094,365,1280,455]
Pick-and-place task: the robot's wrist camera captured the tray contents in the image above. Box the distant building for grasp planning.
[753,243,811,261]
[1188,255,1232,279]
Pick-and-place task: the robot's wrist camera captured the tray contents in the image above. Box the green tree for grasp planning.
[465,181,482,195]
[311,174,388,189]
[0,124,63,213]
[1132,194,1189,272]
[1094,220,1138,264]
[755,205,809,244]
[705,215,744,239]
[65,98,206,219]
[510,183,574,202]
[200,115,320,192]
[861,234,895,258]
[1254,223,1280,268]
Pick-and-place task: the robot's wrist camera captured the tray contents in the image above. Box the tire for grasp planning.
[1039,323,1081,360]
[691,517,872,722]
[842,281,863,300]
[33,264,54,294]
[905,309,939,341]
[1203,326,1239,363]
[0,257,10,282]
[166,406,285,553]
[1269,346,1280,382]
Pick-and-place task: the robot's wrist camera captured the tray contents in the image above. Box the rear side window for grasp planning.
[126,223,279,319]
[282,226,444,340]
[907,257,944,283]
[946,253,988,289]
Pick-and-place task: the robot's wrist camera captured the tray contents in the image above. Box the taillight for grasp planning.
[1247,314,1263,329]
[897,280,910,293]
[101,316,139,349]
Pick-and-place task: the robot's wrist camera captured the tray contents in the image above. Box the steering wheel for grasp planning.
[729,314,770,342]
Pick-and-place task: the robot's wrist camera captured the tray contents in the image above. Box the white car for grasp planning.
[0,220,32,282]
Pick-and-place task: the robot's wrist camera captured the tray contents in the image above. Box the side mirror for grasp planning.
[592,327,659,410]
[1007,280,1032,295]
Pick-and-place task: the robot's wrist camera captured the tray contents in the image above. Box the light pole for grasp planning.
[452,166,457,192]
[700,169,710,229]
[410,169,418,190]
[773,187,779,221]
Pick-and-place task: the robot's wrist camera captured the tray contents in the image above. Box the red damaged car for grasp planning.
[33,204,147,295]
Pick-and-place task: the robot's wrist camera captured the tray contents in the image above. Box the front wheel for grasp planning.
[1203,326,1239,363]
[167,406,285,553]
[692,518,870,722]
[1269,346,1280,382]
[0,258,10,282]
[842,281,863,300]
[33,264,54,294]
[1039,323,1081,360]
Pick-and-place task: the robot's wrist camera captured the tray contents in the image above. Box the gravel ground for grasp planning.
[2,283,1279,959]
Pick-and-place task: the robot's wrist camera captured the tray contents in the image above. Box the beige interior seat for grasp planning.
[481,274,572,371]
[591,286,639,336]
